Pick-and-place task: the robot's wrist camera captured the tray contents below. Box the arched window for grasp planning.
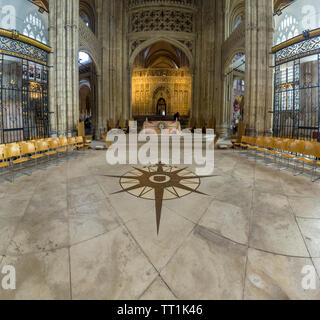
[79,52,91,65]
[276,14,299,45]
[79,1,96,34]
[23,12,47,44]
[80,11,91,29]
[233,16,242,30]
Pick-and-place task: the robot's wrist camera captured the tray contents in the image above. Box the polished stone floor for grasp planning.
[1,149,320,300]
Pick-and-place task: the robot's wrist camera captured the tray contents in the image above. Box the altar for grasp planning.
[141,120,182,135]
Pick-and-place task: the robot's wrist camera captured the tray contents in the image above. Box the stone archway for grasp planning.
[130,39,192,117]
[152,86,171,115]
[78,51,98,137]
[130,36,194,71]
[221,51,246,137]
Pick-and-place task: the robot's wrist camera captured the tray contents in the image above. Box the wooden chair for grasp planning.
[108,119,116,130]
[102,132,113,148]
[313,142,320,182]
[76,136,85,150]
[186,118,196,131]
[84,136,93,148]
[6,143,29,181]
[118,117,128,133]
[231,122,246,148]
[196,117,205,131]
[206,118,215,130]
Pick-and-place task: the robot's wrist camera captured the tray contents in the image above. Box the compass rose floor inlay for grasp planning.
[1,149,320,299]
[104,163,215,234]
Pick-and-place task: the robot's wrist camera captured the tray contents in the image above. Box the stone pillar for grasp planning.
[72,0,80,135]
[245,0,273,136]
[221,70,233,138]
[96,73,103,137]
[49,0,79,137]
[48,0,57,136]
[100,0,126,129]
[213,0,225,134]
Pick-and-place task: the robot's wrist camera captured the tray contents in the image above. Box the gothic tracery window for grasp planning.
[23,12,47,44]
[276,14,299,45]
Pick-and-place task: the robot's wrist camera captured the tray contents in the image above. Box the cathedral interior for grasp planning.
[1,0,320,301]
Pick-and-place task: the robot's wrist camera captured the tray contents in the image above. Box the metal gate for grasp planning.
[273,54,320,141]
[0,55,49,144]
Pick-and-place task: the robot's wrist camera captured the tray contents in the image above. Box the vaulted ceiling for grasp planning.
[133,41,190,69]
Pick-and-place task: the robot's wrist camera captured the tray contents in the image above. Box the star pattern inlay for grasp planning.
[104,163,216,234]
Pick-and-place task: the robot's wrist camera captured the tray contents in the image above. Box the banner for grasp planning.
[0,0,49,45]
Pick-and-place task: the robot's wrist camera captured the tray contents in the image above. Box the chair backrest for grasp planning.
[241,136,248,143]
[206,118,215,129]
[188,118,195,128]
[21,142,36,156]
[279,139,290,152]
[76,136,83,143]
[0,145,6,161]
[256,137,265,147]
[303,141,316,157]
[108,119,116,129]
[197,117,205,128]
[36,141,49,152]
[248,137,256,145]
[78,121,85,137]
[264,137,274,149]
[68,137,76,145]
[238,122,246,137]
[49,139,59,150]
[7,143,21,158]
[314,142,320,158]
[59,137,68,147]
[27,140,36,145]
[119,118,126,128]
[289,139,304,154]
[274,138,283,150]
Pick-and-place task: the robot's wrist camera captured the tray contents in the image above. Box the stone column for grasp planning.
[48,0,57,136]
[96,72,103,137]
[49,0,79,137]
[245,0,273,136]
[221,70,233,137]
[71,0,80,135]
[213,0,226,135]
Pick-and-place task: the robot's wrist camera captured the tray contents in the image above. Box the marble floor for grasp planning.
[1,149,320,300]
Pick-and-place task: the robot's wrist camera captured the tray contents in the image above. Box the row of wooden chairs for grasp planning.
[0,137,85,182]
[236,136,320,182]
[108,118,132,132]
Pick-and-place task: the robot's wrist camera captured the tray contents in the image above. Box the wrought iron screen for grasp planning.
[0,54,49,144]
[273,54,320,141]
